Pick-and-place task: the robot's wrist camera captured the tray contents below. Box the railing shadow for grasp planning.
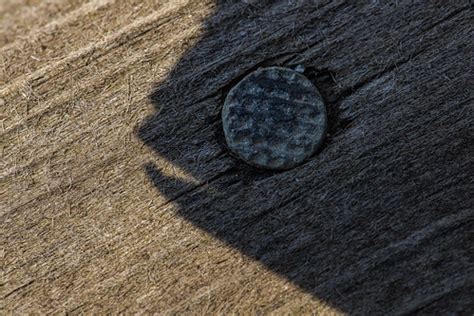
[137,0,471,313]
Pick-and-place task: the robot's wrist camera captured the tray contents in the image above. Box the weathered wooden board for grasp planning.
[2,0,473,314]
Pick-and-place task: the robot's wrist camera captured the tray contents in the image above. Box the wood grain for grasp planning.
[2,0,473,314]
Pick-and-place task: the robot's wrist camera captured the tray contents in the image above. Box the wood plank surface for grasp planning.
[2,0,473,314]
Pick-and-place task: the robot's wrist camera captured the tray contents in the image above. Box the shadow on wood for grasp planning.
[138,0,473,313]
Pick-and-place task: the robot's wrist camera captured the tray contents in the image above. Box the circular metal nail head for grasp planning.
[222,67,327,170]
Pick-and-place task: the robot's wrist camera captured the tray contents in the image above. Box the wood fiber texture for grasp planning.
[1,0,473,314]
